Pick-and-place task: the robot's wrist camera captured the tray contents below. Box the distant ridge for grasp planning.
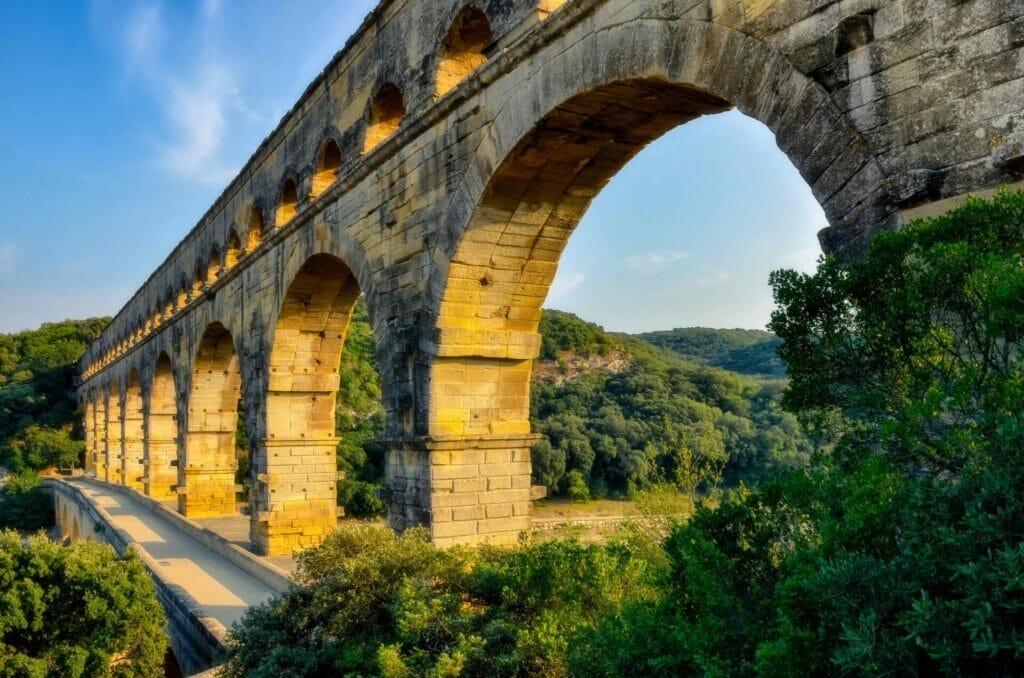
[637,327,786,379]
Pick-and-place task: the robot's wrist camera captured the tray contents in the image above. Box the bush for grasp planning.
[0,473,53,531]
[224,524,664,677]
[0,531,166,677]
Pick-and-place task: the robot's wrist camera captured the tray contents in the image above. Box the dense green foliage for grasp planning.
[226,190,1024,675]
[224,524,664,677]
[639,326,786,378]
[334,301,387,517]
[0,474,53,532]
[337,308,809,512]
[0,319,108,472]
[532,312,811,496]
[0,531,166,677]
[588,189,1024,674]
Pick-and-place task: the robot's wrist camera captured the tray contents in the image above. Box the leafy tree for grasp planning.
[224,524,662,677]
[0,473,53,532]
[565,470,589,502]
[0,531,166,677]
[0,319,108,472]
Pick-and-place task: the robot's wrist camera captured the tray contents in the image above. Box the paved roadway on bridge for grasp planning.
[72,478,278,629]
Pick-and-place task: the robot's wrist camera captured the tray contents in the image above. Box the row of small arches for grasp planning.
[83,3,553,379]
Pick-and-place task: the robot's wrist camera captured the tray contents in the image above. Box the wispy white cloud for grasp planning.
[99,0,243,183]
[0,244,16,278]
[625,249,689,274]
[548,272,587,300]
[123,1,163,71]
[160,64,236,179]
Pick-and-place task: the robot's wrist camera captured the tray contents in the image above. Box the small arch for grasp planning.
[225,230,242,269]
[436,6,493,97]
[312,138,342,197]
[206,248,222,284]
[147,352,178,501]
[246,207,265,252]
[363,84,405,154]
[275,178,299,228]
[176,279,189,310]
[162,291,175,320]
[192,263,205,297]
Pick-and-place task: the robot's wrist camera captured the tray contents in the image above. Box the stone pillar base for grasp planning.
[145,441,178,501]
[386,434,538,548]
[178,468,237,518]
[250,438,339,556]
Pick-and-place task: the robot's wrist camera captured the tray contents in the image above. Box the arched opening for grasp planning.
[123,370,145,490]
[107,380,123,485]
[436,6,493,97]
[246,207,264,252]
[176,279,189,310]
[84,395,97,476]
[192,264,205,298]
[363,84,405,154]
[312,139,342,197]
[162,291,175,321]
[182,323,241,518]
[426,55,878,545]
[206,249,222,285]
[255,253,370,555]
[225,230,242,269]
[147,353,178,500]
[276,179,299,228]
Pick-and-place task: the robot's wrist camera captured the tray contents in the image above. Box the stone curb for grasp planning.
[79,478,294,594]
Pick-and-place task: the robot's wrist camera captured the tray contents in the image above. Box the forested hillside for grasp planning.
[0,308,810,515]
[0,318,108,472]
[531,311,810,498]
[639,326,786,377]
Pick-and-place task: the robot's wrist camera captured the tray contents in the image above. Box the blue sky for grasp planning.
[0,1,824,335]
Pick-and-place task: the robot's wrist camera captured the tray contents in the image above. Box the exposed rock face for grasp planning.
[79,0,1024,554]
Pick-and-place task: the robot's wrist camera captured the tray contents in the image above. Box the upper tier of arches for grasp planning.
[82,1,512,378]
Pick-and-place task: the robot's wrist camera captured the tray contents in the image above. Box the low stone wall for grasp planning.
[91,479,293,593]
[45,478,231,675]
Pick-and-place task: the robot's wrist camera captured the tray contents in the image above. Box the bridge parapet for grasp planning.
[47,477,291,675]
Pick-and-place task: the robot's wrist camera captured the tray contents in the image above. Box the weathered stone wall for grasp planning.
[78,0,1024,553]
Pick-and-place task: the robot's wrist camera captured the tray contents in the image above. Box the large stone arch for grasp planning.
[123,369,145,490]
[253,252,363,555]
[181,323,243,518]
[417,12,893,546]
[146,352,179,500]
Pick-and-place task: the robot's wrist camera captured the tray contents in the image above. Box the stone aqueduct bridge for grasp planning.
[77,0,1024,555]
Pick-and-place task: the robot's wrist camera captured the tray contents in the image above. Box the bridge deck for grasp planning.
[72,478,278,629]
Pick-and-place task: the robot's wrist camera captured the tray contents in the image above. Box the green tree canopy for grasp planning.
[0,531,166,677]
